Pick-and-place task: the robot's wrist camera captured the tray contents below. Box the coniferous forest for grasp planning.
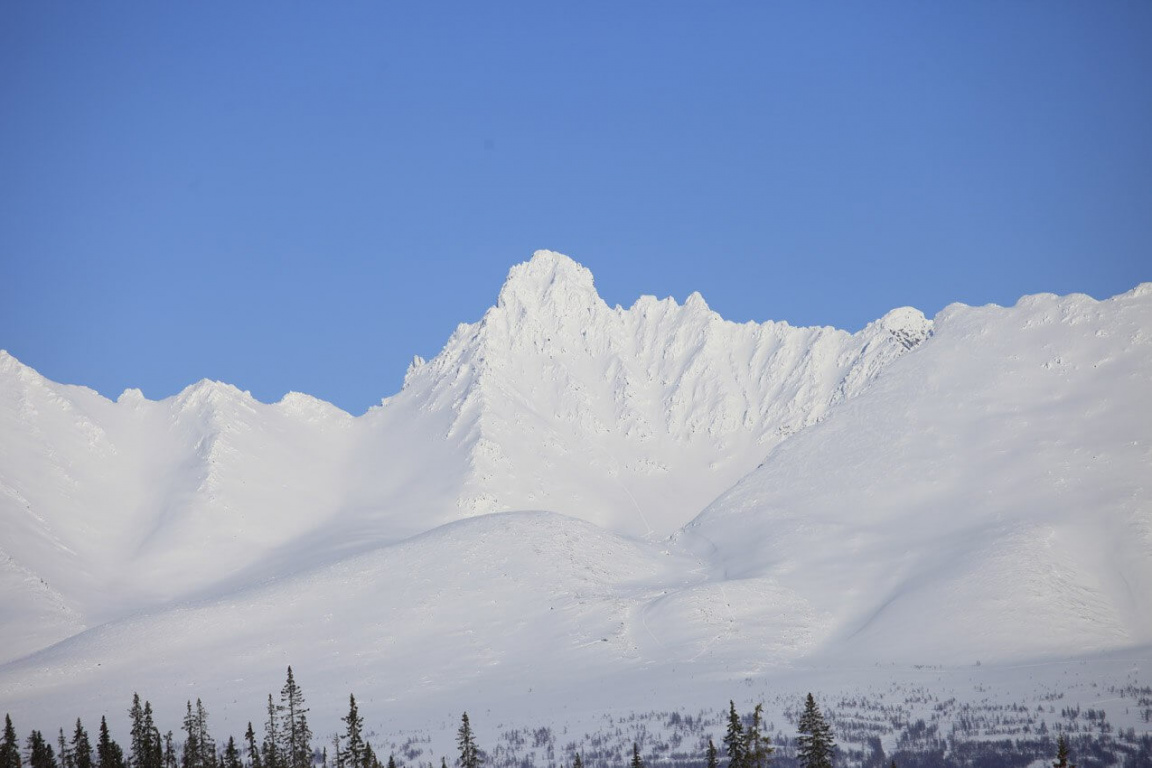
[3,668,1151,768]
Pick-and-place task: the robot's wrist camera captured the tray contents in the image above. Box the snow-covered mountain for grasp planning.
[0,251,1148,742]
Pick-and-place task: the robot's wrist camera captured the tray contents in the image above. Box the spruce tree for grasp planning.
[26,731,57,768]
[455,714,480,768]
[386,756,395,768]
[162,735,175,768]
[181,700,214,768]
[280,668,311,768]
[97,718,125,768]
[182,703,201,768]
[340,696,364,768]
[795,694,834,768]
[222,739,242,768]
[57,730,72,768]
[262,697,281,768]
[744,704,772,768]
[1053,735,1075,768]
[706,739,717,768]
[71,722,92,768]
[243,726,261,768]
[572,754,583,768]
[2,716,21,768]
[629,744,643,768]
[723,702,745,768]
[129,695,148,768]
[143,703,161,768]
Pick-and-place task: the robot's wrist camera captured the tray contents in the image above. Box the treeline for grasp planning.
[0,669,1096,768]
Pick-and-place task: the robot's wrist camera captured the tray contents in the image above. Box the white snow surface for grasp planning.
[0,251,1149,741]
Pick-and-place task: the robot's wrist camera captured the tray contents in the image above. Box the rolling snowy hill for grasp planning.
[0,251,1148,746]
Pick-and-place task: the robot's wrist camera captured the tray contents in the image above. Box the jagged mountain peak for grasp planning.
[495,250,605,319]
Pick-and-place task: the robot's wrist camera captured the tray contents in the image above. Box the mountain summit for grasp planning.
[1,254,1148,738]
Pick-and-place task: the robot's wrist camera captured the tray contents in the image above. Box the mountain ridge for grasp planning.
[1,253,1149,738]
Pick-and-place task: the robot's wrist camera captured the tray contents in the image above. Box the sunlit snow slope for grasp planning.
[678,284,1152,665]
[0,251,1148,736]
[0,251,928,663]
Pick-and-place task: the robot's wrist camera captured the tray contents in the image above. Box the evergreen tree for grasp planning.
[572,754,583,768]
[279,668,312,768]
[96,719,125,768]
[795,694,834,768]
[723,702,745,768]
[26,731,57,768]
[744,704,772,768]
[181,700,214,768]
[340,696,364,768]
[243,726,261,768]
[182,703,201,768]
[162,735,175,768]
[2,716,21,768]
[455,714,480,768]
[70,722,92,768]
[629,744,643,768]
[57,730,72,768]
[262,697,282,768]
[386,756,395,768]
[1053,735,1075,768]
[222,739,242,768]
[143,704,162,768]
[706,739,717,768]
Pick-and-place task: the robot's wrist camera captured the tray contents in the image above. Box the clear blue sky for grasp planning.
[2,2,1149,414]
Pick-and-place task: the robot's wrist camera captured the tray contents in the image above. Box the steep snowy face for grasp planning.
[678,284,1152,664]
[396,250,932,535]
[0,358,356,663]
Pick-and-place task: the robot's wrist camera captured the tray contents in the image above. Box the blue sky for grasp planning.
[2,2,1149,414]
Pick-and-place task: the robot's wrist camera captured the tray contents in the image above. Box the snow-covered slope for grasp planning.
[396,251,930,535]
[0,251,929,663]
[678,284,1152,665]
[1,252,1148,742]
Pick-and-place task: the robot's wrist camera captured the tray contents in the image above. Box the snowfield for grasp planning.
[0,252,1149,749]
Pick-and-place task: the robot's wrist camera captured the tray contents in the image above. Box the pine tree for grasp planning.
[143,703,162,768]
[162,735,175,768]
[97,718,125,768]
[744,704,772,768]
[796,694,834,768]
[1053,735,1075,768]
[243,725,261,768]
[182,703,201,768]
[340,696,364,768]
[572,754,583,768]
[57,730,72,768]
[280,668,312,768]
[181,700,214,768]
[129,695,146,768]
[629,744,643,768]
[2,716,21,768]
[706,739,717,768]
[455,714,480,768]
[26,731,57,768]
[71,722,92,768]
[262,697,281,768]
[222,739,242,768]
[386,756,395,768]
[723,702,745,768]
